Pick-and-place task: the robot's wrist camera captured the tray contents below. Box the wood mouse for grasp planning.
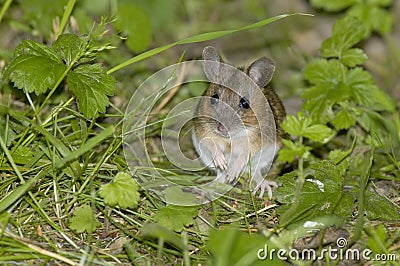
[192,46,285,199]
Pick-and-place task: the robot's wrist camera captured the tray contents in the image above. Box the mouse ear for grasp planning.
[248,57,275,88]
[202,46,222,82]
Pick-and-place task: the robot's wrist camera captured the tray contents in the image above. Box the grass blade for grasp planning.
[54,126,114,169]
[56,0,76,39]
[107,13,311,74]
[0,0,13,24]
[0,174,38,213]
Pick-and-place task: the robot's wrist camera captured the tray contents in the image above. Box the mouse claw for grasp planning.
[253,180,278,199]
[226,166,243,183]
[213,149,227,170]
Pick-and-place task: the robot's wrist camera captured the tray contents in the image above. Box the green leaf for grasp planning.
[366,224,388,254]
[328,149,350,177]
[11,145,34,165]
[139,223,184,250]
[207,229,286,266]
[276,163,354,222]
[303,124,333,143]
[308,160,343,184]
[69,204,101,234]
[164,186,198,206]
[302,97,334,124]
[332,109,356,130]
[280,114,310,137]
[14,40,61,62]
[309,0,357,11]
[67,63,115,118]
[281,113,333,142]
[321,16,367,59]
[369,87,396,112]
[3,53,66,95]
[366,0,392,6]
[304,59,345,87]
[153,205,198,232]
[278,139,312,163]
[114,3,152,52]
[340,48,368,67]
[53,34,84,66]
[99,172,140,209]
[347,67,375,106]
[348,4,394,35]
[364,190,400,220]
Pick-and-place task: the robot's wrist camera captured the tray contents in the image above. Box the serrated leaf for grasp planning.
[347,67,375,106]
[304,59,345,87]
[281,113,333,142]
[321,16,367,58]
[153,205,198,232]
[3,54,66,95]
[53,34,84,66]
[276,161,353,221]
[348,4,393,35]
[281,114,310,137]
[329,82,352,103]
[114,3,152,52]
[310,0,357,11]
[67,64,115,118]
[365,190,400,220]
[302,97,334,124]
[303,124,333,143]
[99,172,140,209]
[301,85,328,100]
[164,186,197,206]
[14,40,61,62]
[278,139,312,163]
[333,109,356,130]
[69,204,101,234]
[328,149,348,163]
[308,160,343,184]
[341,48,368,67]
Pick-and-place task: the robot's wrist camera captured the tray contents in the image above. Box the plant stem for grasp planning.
[350,146,374,245]
[280,136,305,227]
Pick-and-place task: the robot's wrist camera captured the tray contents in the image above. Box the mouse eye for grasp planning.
[239,98,250,109]
[210,93,219,105]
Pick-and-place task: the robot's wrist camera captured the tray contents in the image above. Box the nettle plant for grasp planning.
[276,16,399,227]
[3,23,116,119]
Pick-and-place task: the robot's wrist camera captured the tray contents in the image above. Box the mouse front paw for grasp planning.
[213,149,227,170]
[253,180,278,199]
[226,164,244,183]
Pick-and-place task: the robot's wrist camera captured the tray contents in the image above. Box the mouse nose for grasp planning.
[217,122,228,134]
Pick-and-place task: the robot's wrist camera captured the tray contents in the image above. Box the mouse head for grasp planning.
[199,46,275,137]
